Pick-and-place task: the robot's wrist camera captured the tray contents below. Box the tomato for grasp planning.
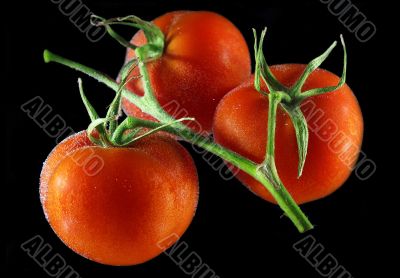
[40,132,198,265]
[121,11,251,133]
[213,65,363,204]
[40,131,93,205]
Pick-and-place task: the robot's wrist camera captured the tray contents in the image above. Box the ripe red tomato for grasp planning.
[213,65,363,204]
[121,11,251,133]
[40,132,198,265]
[40,131,93,205]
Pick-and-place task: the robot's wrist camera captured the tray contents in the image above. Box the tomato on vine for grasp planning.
[107,11,251,133]
[41,133,198,265]
[213,31,363,204]
[40,78,199,266]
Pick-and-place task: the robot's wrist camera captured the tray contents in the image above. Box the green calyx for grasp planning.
[91,14,165,61]
[253,28,347,177]
[77,59,192,147]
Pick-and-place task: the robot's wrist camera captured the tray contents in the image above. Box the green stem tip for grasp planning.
[43,49,51,63]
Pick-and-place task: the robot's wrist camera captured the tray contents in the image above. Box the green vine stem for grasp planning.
[257,90,312,230]
[43,49,313,233]
[253,29,347,177]
[91,15,165,61]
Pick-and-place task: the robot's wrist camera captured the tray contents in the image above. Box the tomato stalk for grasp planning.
[257,90,313,231]
[251,29,347,231]
[43,49,314,232]
[91,15,165,61]
[253,29,347,177]
[78,62,192,147]
[254,30,313,230]
[78,78,112,147]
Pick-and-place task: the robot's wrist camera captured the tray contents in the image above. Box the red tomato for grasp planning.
[40,131,93,205]
[121,11,251,133]
[213,65,363,204]
[40,132,198,265]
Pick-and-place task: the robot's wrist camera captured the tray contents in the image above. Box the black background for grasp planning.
[5,0,391,277]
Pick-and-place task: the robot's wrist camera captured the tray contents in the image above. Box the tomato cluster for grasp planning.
[41,10,363,266]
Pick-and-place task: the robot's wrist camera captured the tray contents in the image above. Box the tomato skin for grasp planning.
[213,65,363,204]
[122,11,251,133]
[40,131,93,206]
[40,133,198,265]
